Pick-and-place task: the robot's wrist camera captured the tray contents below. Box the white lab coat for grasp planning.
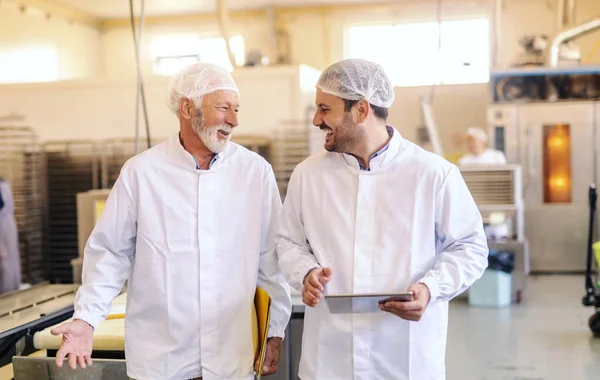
[73,133,292,380]
[0,179,21,294]
[276,127,488,380]
[458,148,507,165]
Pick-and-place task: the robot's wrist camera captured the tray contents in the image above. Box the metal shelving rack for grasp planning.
[43,138,159,283]
[271,120,323,199]
[231,135,272,163]
[4,128,321,284]
[42,141,99,284]
[99,138,159,188]
[0,126,46,284]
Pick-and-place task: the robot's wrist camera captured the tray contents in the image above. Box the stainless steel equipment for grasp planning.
[270,295,305,380]
[12,357,127,380]
[460,165,525,239]
[487,100,600,272]
[460,164,529,301]
[0,283,77,370]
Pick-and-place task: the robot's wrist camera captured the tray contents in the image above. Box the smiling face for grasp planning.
[312,89,364,153]
[191,90,239,153]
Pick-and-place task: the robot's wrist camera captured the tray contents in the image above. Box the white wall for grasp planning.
[2,0,600,159]
[0,2,101,82]
[98,0,600,78]
[100,18,272,81]
[0,65,320,143]
[93,0,600,158]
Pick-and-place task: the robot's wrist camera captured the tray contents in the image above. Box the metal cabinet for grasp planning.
[487,101,600,272]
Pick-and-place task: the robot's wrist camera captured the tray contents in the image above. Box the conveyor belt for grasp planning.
[13,291,306,380]
[0,284,77,338]
[0,284,78,368]
[33,293,127,352]
[32,292,302,352]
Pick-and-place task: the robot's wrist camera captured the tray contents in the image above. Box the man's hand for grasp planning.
[379,283,431,321]
[259,337,282,376]
[302,267,332,307]
[50,319,94,369]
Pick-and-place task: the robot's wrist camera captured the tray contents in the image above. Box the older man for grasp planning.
[51,63,292,380]
[276,59,488,379]
[458,127,507,165]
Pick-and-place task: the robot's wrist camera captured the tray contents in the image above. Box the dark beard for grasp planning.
[322,113,362,153]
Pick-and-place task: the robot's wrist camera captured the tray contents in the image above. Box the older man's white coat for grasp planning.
[277,127,488,380]
[73,133,292,380]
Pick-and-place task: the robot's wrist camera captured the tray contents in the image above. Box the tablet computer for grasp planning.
[324,292,413,314]
[325,292,414,303]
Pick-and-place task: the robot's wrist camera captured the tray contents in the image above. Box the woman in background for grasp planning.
[0,177,21,294]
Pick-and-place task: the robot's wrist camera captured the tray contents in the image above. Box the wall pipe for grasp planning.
[558,0,577,29]
[129,0,151,154]
[217,0,237,69]
[493,0,502,69]
[567,0,577,25]
[557,0,565,29]
[547,17,600,67]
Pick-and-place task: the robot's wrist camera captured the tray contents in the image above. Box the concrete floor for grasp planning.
[446,275,600,380]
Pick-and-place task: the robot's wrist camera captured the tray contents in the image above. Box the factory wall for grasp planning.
[0,2,101,81]
[100,18,274,82]
[98,0,600,77]
[97,0,600,154]
[1,0,600,157]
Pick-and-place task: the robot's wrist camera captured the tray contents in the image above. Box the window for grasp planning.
[346,18,490,87]
[150,34,245,76]
[0,46,59,83]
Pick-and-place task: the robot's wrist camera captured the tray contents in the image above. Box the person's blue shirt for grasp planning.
[347,125,393,171]
[191,154,219,170]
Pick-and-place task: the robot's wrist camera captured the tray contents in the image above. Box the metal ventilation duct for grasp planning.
[548,0,600,67]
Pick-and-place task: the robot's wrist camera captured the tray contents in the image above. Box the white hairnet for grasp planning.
[467,127,488,142]
[316,58,395,108]
[165,62,239,116]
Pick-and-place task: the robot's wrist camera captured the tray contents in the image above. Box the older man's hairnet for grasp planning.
[467,127,488,142]
[316,59,395,108]
[165,63,239,116]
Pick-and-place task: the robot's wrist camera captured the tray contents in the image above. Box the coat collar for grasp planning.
[167,132,230,172]
[340,125,404,171]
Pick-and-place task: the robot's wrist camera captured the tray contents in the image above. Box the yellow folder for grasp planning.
[252,286,272,377]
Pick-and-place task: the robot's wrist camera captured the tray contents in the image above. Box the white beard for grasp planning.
[192,114,233,153]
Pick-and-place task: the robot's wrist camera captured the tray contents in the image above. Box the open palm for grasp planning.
[50,319,94,370]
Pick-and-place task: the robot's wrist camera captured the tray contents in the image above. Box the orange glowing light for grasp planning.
[543,124,571,203]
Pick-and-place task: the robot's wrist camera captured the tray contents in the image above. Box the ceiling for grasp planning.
[50,0,379,19]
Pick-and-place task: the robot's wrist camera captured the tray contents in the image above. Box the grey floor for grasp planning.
[447,275,600,380]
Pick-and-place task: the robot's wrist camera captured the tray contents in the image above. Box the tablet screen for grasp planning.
[324,292,413,314]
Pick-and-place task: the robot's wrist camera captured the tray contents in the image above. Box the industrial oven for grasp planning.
[487,87,600,272]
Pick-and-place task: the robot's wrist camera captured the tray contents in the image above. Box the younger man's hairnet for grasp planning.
[165,63,239,116]
[316,59,395,108]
